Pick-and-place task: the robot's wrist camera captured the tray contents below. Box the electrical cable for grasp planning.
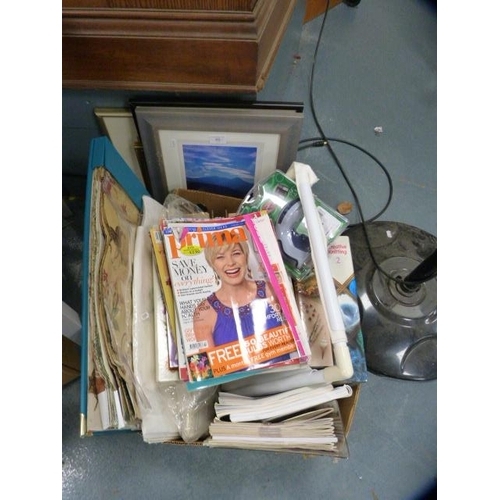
[306,0,391,226]
[301,0,425,287]
[298,137,394,224]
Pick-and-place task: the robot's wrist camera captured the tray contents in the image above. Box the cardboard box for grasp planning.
[80,137,360,443]
[172,188,242,218]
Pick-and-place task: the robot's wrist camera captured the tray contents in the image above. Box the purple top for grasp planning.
[207,280,285,347]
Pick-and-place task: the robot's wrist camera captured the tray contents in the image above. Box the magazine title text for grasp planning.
[165,227,249,260]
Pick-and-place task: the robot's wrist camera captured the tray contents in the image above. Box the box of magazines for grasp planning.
[79,136,365,459]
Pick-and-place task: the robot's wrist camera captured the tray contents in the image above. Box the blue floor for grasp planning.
[62,1,437,498]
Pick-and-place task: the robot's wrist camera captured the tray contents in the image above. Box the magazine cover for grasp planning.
[162,211,310,388]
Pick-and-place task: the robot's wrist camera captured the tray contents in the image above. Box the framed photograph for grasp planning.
[132,102,304,203]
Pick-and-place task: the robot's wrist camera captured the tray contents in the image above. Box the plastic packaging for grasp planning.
[238,170,348,281]
[163,383,218,443]
[163,193,208,219]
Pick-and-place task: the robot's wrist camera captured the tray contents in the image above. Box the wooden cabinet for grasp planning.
[62,0,297,93]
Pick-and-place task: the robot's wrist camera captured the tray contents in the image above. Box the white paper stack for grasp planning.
[205,384,352,455]
[207,407,338,452]
[214,383,352,423]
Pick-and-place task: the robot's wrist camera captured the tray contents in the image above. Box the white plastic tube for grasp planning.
[288,162,353,381]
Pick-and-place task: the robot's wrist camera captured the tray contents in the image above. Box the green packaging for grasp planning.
[238,170,348,281]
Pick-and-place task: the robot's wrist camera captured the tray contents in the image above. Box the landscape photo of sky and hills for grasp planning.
[182,144,259,198]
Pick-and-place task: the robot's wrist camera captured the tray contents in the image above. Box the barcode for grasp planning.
[188,341,208,351]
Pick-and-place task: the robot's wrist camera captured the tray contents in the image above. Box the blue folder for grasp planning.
[80,137,148,435]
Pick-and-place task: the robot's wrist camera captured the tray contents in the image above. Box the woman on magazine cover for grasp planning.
[193,236,288,352]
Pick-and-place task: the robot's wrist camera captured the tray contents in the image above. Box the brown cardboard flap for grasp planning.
[63,335,81,385]
[172,189,242,218]
[338,384,361,435]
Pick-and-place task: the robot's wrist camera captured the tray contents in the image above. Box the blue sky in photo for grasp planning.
[182,144,257,189]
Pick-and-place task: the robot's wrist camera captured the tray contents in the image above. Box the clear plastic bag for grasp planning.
[163,383,218,443]
[163,193,208,220]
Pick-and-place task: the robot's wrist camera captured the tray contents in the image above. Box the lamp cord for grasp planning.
[301,0,434,287]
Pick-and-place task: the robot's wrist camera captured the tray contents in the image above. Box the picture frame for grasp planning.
[131,102,304,203]
[94,108,146,184]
